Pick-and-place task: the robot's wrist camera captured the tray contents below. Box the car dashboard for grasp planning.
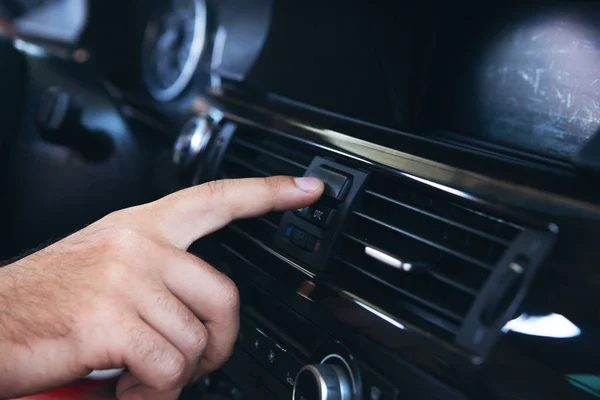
[1,1,600,399]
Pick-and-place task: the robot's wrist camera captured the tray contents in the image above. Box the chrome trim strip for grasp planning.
[336,287,407,332]
[198,94,600,219]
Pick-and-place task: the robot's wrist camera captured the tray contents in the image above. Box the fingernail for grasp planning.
[294,177,323,193]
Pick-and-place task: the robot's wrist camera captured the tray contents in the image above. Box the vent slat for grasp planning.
[218,227,314,286]
[353,211,495,271]
[343,232,478,295]
[365,190,511,246]
[225,224,314,278]
[342,233,489,291]
[329,261,460,336]
[428,271,478,296]
[233,138,309,171]
[221,242,257,268]
[334,256,465,323]
[260,215,281,229]
[337,233,476,318]
[223,154,270,177]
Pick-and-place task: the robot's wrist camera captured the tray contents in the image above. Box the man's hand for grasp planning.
[0,176,324,400]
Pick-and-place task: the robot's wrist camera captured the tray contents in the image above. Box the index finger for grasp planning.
[152,176,324,249]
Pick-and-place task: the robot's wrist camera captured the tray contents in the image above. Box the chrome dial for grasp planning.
[173,116,213,170]
[293,364,352,400]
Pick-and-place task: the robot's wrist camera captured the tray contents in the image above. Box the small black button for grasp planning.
[309,167,351,201]
[295,207,309,218]
[290,228,320,252]
[245,326,270,360]
[303,204,336,228]
[259,341,278,369]
[272,344,303,389]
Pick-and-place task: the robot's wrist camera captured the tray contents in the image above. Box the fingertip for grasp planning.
[294,177,324,194]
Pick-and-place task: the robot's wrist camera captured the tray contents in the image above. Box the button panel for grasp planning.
[275,157,369,271]
[238,319,305,392]
[297,204,337,228]
[273,344,304,390]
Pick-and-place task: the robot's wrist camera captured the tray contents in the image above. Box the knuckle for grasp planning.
[129,330,186,390]
[99,261,129,290]
[186,323,208,359]
[217,274,240,312]
[159,352,187,389]
[154,294,208,360]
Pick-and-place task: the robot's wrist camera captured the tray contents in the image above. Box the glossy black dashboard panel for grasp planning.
[188,91,600,399]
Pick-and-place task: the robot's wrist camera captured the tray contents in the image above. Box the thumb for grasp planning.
[151,176,324,249]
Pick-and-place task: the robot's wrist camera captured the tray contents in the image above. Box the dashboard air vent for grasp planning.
[332,173,524,342]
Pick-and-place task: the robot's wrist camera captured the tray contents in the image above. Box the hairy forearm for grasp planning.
[0,252,82,399]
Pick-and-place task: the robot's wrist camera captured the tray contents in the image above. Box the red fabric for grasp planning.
[14,380,118,400]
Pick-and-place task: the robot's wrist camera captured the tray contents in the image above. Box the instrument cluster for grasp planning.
[138,0,272,105]
[141,0,207,102]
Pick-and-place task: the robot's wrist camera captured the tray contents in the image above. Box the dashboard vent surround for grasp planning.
[332,173,524,341]
[205,121,554,356]
[213,126,320,284]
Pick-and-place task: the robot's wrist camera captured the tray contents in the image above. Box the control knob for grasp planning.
[173,116,213,171]
[293,364,352,400]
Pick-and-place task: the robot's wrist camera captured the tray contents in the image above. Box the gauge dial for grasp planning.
[142,0,207,101]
